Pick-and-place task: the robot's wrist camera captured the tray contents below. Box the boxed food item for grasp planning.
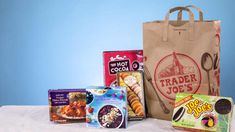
[172,93,233,132]
[86,86,128,128]
[103,50,143,87]
[48,89,86,123]
[118,71,146,120]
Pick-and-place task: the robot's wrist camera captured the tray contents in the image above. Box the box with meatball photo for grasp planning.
[117,71,146,120]
[86,86,128,128]
[48,89,86,123]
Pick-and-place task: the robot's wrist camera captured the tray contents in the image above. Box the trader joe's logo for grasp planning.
[154,52,201,101]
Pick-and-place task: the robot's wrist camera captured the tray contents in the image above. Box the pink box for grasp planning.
[103,50,143,87]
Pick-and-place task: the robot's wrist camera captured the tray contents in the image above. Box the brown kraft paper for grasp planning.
[143,5,220,120]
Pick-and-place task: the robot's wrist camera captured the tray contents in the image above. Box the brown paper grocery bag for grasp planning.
[143,6,220,120]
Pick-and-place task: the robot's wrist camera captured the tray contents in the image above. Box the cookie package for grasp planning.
[172,93,233,132]
[117,71,146,120]
[48,89,86,123]
[86,86,128,128]
[103,50,143,87]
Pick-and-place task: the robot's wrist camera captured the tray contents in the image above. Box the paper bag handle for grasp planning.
[177,5,203,21]
[163,6,194,42]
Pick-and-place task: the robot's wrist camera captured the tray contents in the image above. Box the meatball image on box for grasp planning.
[48,89,86,123]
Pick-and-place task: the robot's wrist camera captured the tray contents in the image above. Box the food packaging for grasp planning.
[172,93,233,132]
[86,86,128,128]
[103,50,143,87]
[48,89,86,123]
[118,71,146,120]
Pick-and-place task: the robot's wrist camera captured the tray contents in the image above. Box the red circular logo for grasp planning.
[154,52,201,101]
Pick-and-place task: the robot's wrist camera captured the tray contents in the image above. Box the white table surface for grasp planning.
[0,106,234,132]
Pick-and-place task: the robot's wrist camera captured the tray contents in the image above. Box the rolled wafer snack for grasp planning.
[119,72,129,79]
[127,105,136,117]
[119,77,143,116]
[120,72,143,100]
[129,83,143,100]
[118,71,145,120]
[127,87,144,116]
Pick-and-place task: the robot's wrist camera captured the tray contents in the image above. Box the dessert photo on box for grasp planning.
[86,86,128,128]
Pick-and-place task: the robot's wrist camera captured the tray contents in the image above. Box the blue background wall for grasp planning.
[0,0,234,105]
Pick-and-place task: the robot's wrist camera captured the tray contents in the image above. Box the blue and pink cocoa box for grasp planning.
[86,86,128,128]
[48,89,86,123]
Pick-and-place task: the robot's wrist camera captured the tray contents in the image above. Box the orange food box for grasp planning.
[48,89,86,123]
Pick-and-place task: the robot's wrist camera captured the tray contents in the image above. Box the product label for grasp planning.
[109,60,130,74]
[50,92,69,106]
[154,52,201,101]
[185,99,213,119]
